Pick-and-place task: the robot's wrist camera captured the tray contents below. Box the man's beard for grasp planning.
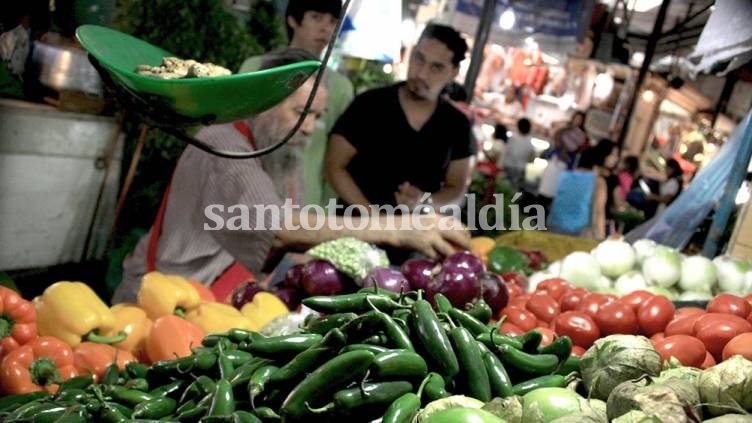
[251,112,307,201]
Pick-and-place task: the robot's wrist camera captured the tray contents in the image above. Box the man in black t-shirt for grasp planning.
[325,23,476,213]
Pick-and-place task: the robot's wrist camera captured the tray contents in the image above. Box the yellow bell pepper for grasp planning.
[241,292,289,329]
[186,302,258,335]
[137,272,201,320]
[102,304,153,359]
[34,281,121,347]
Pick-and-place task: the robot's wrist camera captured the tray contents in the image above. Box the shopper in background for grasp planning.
[325,23,476,213]
[649,158,684,215]
[238,0,354,208]
[537,110,589,210]
[492,85,524,127]
[500,117,535,193]
[114,49,469,304]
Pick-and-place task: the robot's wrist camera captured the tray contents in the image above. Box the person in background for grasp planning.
[500,117,535,193]
[649,158,683,215]
[114,49,469,304]
[325,23,476,213]
[238,0,354,208]
[611,155,639,211]
[492,85,523,127]
[552,110,589,170]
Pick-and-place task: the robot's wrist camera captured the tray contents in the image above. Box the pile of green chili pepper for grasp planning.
[0,287,579,423]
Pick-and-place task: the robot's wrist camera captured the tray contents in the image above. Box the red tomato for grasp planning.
[536,326,555,347]
[577,293,615,319]
[674,307,705,318]
[594,300,639,335]
[745,294,752,306]
[653,335,707,368]
[700,351,716,369]
[619,290,654,314]
[637,295,675,336]
[499,322,524,336]
[535,278,572,301]
[509,294,531,310]
[650,332,665,343]
[526,293,560,323]
[553,311,601,349]
[558,288,588,312]
[722,332,752,361]
[707,293,752,320]
[501,273,529,292]
[665,314,704,337]
[505,282,523,300]
[500,307,538,332]
[571,345,587,356]
[693,314,752,360]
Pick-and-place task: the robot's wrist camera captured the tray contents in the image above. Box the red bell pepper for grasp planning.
[0,286,37,359]
[0,336,79,394]
[73,342,137,383]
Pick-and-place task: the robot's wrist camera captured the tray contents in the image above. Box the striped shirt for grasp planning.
[113,123,283,304]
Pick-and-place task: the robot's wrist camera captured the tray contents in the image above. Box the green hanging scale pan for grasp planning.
[75,24,333,158]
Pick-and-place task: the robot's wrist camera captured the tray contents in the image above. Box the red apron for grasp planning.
[145,121,259,301]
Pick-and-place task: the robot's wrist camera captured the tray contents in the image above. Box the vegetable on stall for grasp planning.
[698,354,752,416]
[101,303,153,360]
[187,279,217,303]
[416,395,485,422]
[301,259,346,296]
[186,301,258,334]
[606,376,702,422]
[0,336,79,395]
[592,238,635,278]
[144,314,205,363]
[33,281,125,347]
[559,252,603,292]
[307,237,390,281]
[137,271,202,319]
[0,285,37,359]
[522,387,587,423]
[72,342,137,383]
[642,246,682,288]
[240,291,289,329]
[487,245,531,276]
[580,334,662,401]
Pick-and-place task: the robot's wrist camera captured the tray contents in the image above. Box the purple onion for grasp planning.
[478,272,509,313]
[301,259,344,296]
[274,287,301,310]
[400,258,439,291]
[431,267,480,307]
[443,251,486,275]
[363,267,411,293]
[280,263,305,289]
[230,281,264,309]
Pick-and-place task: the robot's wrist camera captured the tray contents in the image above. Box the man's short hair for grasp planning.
[260,47,329,86]
[517,118,531,135]
[285,0,343,40]
[419,23,468,67]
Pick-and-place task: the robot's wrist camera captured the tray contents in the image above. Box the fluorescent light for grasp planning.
[629,0,663,13]
[641,89,655,103]
[382,63,393,74]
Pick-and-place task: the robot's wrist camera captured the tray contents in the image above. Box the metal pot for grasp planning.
[31,40,103,96]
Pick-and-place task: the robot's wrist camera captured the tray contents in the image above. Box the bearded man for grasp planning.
[114,48,470,304]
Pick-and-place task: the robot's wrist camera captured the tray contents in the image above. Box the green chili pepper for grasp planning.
[537,335,573,362]
[232,410,262,423]
[131,397,177,419]
[253,406,280,420]
[497,344,560,375]
[218,351,236,380]
[269,328,346,386]
[247,333,322,355]
[36,404,88,423]
[515,329,544,352]
[432,293,452,314]
[280,350,376,418]
[391,308,411,324]
[124,378,149,392]
[411,299,459,377]
[148,379,185,398]
[179,375,216,404]
[101,362,121,386]
[125,362,149,380]
[476,331,524,350]
[54,388,88,403]
[208,379,235,416]
[338,311,381,341]
[229,358,274,388]
[201,333,227,348]
[382,374,432,423]
[511,374,567,396]
[302,293,407,314]
[423,372,451,402]
[554,355,580,376]
[105,386,155,406]
[99,401,130,423]
[174,404,208,421]
[0,391,51,413]
[247,365,279,403]
[322,381,413,411]
[465,300,493,324]
[302,312,358,335]
[371,350,428,379]
[230,328,264,344]
[57,375,94,393]
[339,343,389,354]
[448,308,488,337]
[357,285,403,300]
[361,333,388,345]
[368,298,414,352]
[478,343,514,398]
[448,325,492,402]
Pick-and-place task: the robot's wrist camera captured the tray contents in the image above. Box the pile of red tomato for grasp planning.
[498,278,752,367]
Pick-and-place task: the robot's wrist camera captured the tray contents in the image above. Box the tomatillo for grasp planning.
[422,407,507,423]
[521,387,583,423]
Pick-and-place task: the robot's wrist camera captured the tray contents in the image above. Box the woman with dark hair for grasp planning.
[547,139,619,239]
[649,158,683,215]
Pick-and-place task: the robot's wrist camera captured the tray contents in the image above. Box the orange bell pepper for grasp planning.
[188,279,216,303]
[102,304,153,359]
[0,336,79,395]
[145,315,205,364]
[73,342,136,383]
[0,286,37,359]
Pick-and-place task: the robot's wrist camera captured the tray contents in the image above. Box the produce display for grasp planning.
[3,236,752,422]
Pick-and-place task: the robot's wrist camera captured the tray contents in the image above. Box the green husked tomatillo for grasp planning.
[421,407,508,423]
[521,387,584,423]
